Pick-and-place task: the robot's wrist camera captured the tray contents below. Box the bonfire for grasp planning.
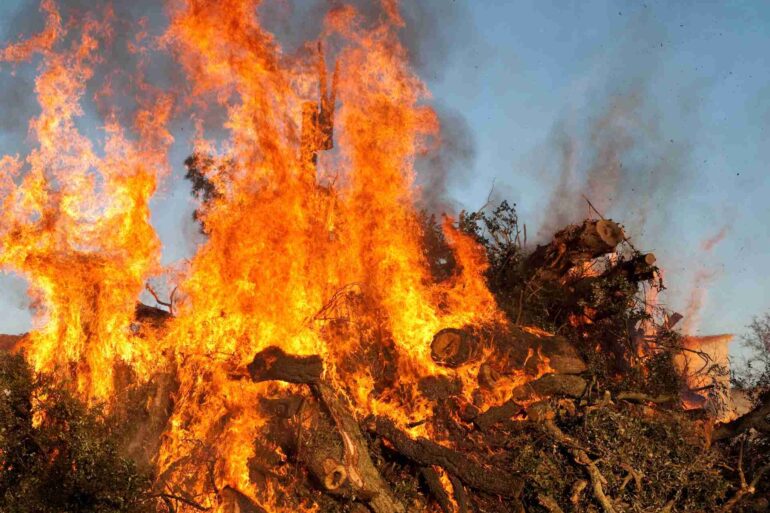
[0,2,768,513]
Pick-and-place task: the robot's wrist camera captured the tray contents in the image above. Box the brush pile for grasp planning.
[4,207,768,513]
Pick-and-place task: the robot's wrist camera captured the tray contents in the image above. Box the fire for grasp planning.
[0,2,172,399]
[1,1,526,511]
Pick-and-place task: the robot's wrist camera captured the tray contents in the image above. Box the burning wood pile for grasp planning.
[0,2,768,513]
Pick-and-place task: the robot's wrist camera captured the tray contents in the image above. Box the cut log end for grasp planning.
[431,328,479,368]
[595,219,625,247]
[322,459,348,491]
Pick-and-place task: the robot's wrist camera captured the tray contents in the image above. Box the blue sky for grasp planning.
[0,1,768,358]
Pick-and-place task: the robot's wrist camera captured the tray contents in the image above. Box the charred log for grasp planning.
[430,325,586,376]
[313,383,405,513]
[245,349,404,513]
[431,328,481,368]
[370,416,524,498]
[419,467,454,513]
[474,400,524,431]
[247,347,323,384]
[510,374,587,403]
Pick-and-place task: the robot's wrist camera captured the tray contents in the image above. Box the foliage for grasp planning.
[733,313,770,391]
[0,352,153,513]
[448,201,684,397]
[184,152,234,233]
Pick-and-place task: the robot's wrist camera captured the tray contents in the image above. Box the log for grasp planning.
[527,219,625,281]
[371,416,524,498]
[295,397,349,494]
[510,374,587,403]
[492,327,587,376]
[313,383,405,513]
[247,346,323,384]
[431,328,481,368]
[615,391,675,405]
[474,400,524,431]
[419,467,454,513]
[245,348,404,513]
[431,325,587,376]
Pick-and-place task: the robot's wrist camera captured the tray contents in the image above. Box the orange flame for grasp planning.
[1,2,520,511]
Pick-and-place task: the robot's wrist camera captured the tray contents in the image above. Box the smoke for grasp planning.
[679,223,731,334]
[259,0,472,80]
[533,12,696,244]
[536,85,694,243]
[414,103,476,214]
[681,267,718,335]
[701,224,730,252]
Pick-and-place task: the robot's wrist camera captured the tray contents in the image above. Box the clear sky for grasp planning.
[0,1,768,360]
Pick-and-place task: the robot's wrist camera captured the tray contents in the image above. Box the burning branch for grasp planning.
[247,347,405,513]
[145,283,177,316]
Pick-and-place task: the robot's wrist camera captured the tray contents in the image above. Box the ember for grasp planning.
[0,2,768,513]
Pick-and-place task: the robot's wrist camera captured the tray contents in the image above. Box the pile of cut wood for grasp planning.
[3,218,769,513]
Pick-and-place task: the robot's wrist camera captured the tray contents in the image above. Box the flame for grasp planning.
[1,2,527,511]
[0,2,172,399]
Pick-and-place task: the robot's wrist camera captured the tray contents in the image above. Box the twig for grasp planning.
[536,412,617,513]
[616,391,676,405]
[720,460,770,512]
[145,283,176,315]
[145,493,210,511]
[571,479,588,505]
[448,474,469,513]
[619,463,643,493]
[537,494,565,513]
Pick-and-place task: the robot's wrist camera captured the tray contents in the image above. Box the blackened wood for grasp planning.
[296,396,350,494]
[489,326,587,376]
[431,328,480,368]
[448,474,469,513]
[432,324,587,375]
[244,349,403,513]
[221,486,267,513]
[312,383,405,513]
[474,400,524,431]
[510,374,587,403]
[420,467,454,513]
[371,417,524,498]
[247,346,323,384]
[135,302,172,326]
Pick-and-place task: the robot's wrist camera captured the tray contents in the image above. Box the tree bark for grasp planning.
[247,346,323,384]
[246,348,404,513]
[371,416,524,498]
[527,219,625,281]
